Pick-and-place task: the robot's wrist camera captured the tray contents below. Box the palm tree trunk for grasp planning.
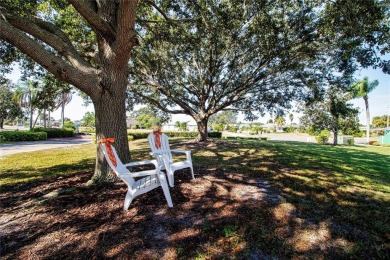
[364,96,370,144]
[47,110,51,128]
[43,109,47,128]
[29,90,33,129]
[61,101,65,128]
[33,111,40,129]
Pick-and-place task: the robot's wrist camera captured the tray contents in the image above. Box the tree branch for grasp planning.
[68,0,116,41]
[0,18,98,94]
[142,0,200,23]
[0,7,93,71]
[130,88,185,114]
[113,0,138,61]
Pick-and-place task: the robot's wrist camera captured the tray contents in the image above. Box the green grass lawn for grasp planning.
[1,139,389,258]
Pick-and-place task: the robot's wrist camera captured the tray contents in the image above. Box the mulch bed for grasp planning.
[0,164,278,259]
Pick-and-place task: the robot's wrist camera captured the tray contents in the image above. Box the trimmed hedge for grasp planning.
[0,130,47,142]
[208,132,222,138]
[31,127,74,138]
[78,127,95,134]
[126,130,222,141]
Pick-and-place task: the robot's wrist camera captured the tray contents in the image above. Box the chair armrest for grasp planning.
[150,150,170,155]
[150,152,173,165]
[123,159,158,168]
[171,149,189,154]
[171,149,191,160]
[129,169,158,177]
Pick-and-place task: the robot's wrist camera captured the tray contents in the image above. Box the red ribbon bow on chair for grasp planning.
[153,129,162,149]
[99,137,117,167]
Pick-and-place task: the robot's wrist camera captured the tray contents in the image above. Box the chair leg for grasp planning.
[167,171,175,188]
[190,165,195,179]
[123,190,133,210]
[160,179,173,207]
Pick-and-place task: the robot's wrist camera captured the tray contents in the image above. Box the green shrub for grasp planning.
[0,130,47,142]
[283,126,296,133]
[78,127,95,134]
[211,122,224,132]
[31,127,74,138]
[226,125,238,133]
[63,121,76,130]
[352,130,365,137]
[208,132,222,138]
[164,131,199,138]
[127,131,150,140]
[346,137,354,145]
[315,130,330,144]
[307,126,320,136]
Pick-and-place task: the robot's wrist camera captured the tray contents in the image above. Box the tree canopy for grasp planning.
[0,79,23,128]
[300,85,359,145]
[130,106,171,129]
[129,0,389,141]
[372,115,389,128]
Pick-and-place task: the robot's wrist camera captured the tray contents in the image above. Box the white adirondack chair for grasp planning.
[147,131,195,187]
[100,139,173,210]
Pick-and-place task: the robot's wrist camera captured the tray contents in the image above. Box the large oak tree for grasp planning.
[129,0,389,141]
[129,0,388,141]
[130,0,321,141]
[0,0,172,183]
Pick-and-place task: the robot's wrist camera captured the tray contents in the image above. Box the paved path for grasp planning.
[0,135,93,157]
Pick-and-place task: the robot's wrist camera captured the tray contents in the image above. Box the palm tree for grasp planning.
[274,116,286,129]
[350,77,379,143]
[55,89,73,127]
[14,80,39,129]
[289,113,294,125]
[42,74,73,128]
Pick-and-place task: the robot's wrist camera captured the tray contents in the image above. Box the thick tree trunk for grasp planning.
[364,96,370,144]
[0,0,139,184]
[196,118,209,142]
[333,131,338,146]
[88,70,131,184]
